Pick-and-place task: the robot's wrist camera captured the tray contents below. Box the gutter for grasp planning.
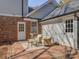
[26,17,41,20]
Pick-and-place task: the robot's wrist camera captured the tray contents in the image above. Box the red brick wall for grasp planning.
[38,23,42,34]
[25,20,31,40]
[0,16,31,42]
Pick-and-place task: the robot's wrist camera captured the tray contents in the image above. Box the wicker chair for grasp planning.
[42,36,52,46]
[28,34,43,48]
[34,34,43,46]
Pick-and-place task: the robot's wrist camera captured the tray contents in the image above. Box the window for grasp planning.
[31,22,38,33]
[19,24,24,31]
[65,19,73,32]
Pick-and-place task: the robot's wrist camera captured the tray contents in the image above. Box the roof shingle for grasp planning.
[43,0,79,20]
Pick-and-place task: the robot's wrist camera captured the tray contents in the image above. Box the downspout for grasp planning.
[22,0,24,20]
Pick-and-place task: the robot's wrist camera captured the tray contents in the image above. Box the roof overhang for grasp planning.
[40,9,79,23]
[40,13,74,25]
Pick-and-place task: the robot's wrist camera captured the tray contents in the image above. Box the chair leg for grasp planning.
[31,42,33,47]
[27,41,30,48]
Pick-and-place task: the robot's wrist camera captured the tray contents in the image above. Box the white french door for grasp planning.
[17,22,26,40]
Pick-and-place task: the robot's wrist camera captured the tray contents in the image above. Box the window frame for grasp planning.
[65,19,73,33]
[31,21,38,34]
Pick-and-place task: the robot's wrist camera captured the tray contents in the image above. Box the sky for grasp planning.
[28,0,48,7]
[28,0,60,7]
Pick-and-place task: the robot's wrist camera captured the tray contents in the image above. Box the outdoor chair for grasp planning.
[27,34,43,48]
[28,39,37,48]
[42,36,52,46]
[34,34,43,46]
[28,35,53,48]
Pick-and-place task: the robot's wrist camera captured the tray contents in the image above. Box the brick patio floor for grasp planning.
[0,41,79,59]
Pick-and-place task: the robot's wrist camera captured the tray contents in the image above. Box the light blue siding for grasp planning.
[0,0,28,16]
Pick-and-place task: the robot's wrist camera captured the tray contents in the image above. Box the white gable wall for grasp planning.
[42,14,78,49]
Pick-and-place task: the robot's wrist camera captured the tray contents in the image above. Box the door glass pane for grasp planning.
[19,24,24,32]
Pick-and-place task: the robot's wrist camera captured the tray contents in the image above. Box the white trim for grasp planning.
[37,21,39,34]
[26,1,48,17]
[0,13,23,17]
[17,22,26,40]
[24,18,38,22]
